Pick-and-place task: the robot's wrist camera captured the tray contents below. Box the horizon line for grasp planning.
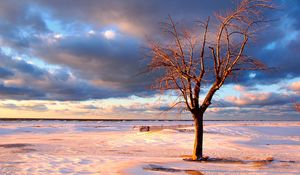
[0,118,299,122]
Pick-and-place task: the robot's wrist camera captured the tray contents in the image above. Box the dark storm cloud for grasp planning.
[0,67,14,78]
[34,0,231,35]
[0,1,49,50]
[231,1,300,85]
[32,0,300,84]
[35,34,141,82]
[0,84,45,100]
[0,52,130,100]
[0,0,299,101]
[31,33,155,95]
[0,52,47,79]
[26,0,232,97]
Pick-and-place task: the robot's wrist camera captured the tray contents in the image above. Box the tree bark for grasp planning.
[192,112,204,160]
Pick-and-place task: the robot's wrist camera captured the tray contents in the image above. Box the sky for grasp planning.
[0,0,299,120]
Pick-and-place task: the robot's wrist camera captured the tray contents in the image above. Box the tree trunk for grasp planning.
[192,112,204,160]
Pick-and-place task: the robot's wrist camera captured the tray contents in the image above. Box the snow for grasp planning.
[0,120,299,174]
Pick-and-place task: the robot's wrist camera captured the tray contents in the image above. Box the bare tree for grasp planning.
[147,0,273,160]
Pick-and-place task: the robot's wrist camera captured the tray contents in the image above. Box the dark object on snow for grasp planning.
[0,143,33,148]
[144,164,204,175]
[139,126,150,132]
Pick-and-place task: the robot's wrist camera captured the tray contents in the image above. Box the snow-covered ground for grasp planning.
[0,120,299,175]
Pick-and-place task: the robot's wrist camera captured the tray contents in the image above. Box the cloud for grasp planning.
[0,84,45,100]
[0,0,299,106]
[233,85,258,92]
[0,52,135,100]
[289,81,300,91]
[1,103,48,112]
[31,33,157,98]
[81,105,100,110]
[0,1,49,50]
[206,104,299,120]
[35,1,300,85]
[224,92,297,107]
[0,67,14,78]
[234,85,247,92]
[33,0,231,36]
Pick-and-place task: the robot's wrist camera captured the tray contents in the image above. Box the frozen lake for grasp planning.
[0,120,300,174]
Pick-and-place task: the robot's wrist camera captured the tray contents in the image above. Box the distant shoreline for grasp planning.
[0,118,299,122]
